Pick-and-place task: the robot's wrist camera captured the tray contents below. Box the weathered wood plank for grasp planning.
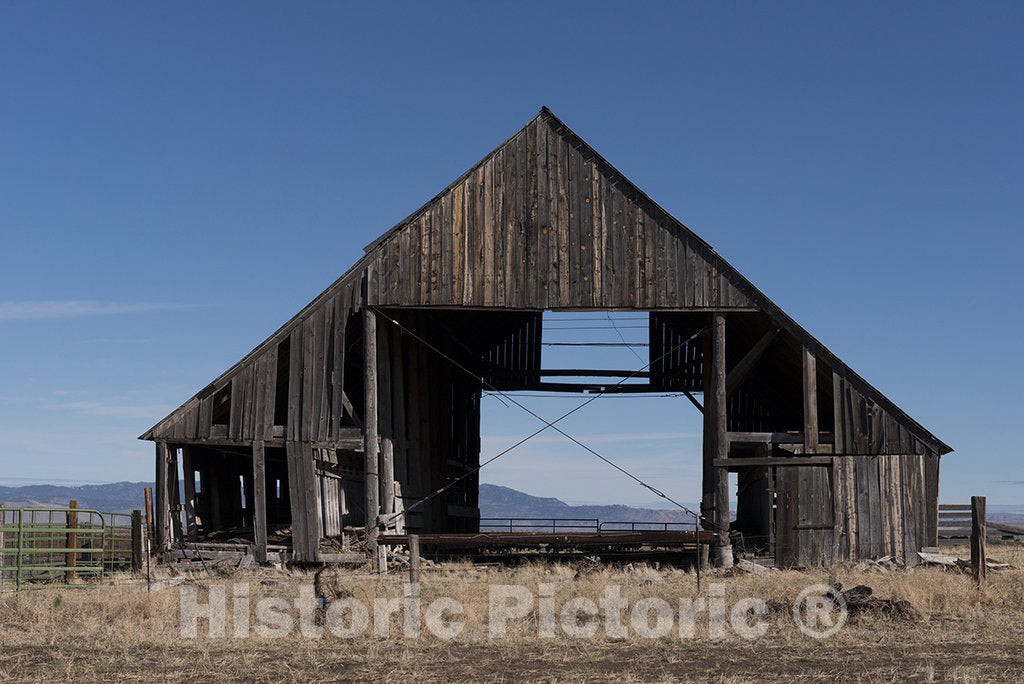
[154,441,170,550]
[363,307,380,550]
[556,131,571,303]
[378,314,395,522]
[803,347,819,454]
[252,441,268,563]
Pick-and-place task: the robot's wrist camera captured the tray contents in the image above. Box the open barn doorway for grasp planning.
[478,311,715,535]
[174,444,292,546]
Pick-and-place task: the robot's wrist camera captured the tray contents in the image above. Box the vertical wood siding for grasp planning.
[366,115,754,311]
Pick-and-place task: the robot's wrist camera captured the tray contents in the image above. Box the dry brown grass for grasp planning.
[1,544,1023,682]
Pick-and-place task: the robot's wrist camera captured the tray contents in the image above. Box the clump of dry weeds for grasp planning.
[1,545,1022,681]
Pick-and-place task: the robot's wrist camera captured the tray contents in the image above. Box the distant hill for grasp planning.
[2,481,1022,526]
[0,482,150,512]
[0,480,697,521]
[478,483,698,524]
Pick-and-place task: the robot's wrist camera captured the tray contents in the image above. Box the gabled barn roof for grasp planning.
[141,108,950,456]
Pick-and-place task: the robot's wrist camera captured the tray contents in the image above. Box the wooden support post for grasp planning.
[408,533,421,594]
[971,495,987,587]
[700,330,714,531]
[182,446,198,542]
[703,312,732,567]
[131,510,144,572]
[252,441,268,564]
[168,446,184,543]
[154,441,170,551]
[363,306,381,552]
[803,347,819,454]
[378,316,395,525]
[144,487,154,546]
[65,500,78,582]
[285,442,322,562]
[391,324,408,532]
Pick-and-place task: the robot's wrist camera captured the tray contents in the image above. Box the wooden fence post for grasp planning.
[131,510,144,572]
[971,495,987,587]
[144,487,154,544]
[408,534,421,594]
[66,500,78,582]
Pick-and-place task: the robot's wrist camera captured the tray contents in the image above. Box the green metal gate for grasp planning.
[0,507,135,591]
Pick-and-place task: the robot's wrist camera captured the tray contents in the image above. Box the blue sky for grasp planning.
[1,2,1021,505]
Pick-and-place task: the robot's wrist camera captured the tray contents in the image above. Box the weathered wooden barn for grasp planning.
[141,107,950,568]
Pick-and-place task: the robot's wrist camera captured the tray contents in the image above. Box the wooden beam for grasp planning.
[715,457,834,468]
[832,370,845,452]
[803,347,819,454]
[701,328,714,532]
[154,441,170,551]
[340,390,363,428]
[252,441,268,564]
[285,441,322,562]
[512,382,673,394]
[728,431,803,444]
[168,446,184,543]
[726,328,779,394]
[379,530,715,547]
[181,446,197,542]
[378,315,395,522]
[703,312,731,566]
[499,369,654,378]
[285,441,307,561]
[363,306,380,550]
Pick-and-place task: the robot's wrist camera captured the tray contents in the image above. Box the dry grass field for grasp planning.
[1,544,1023,682]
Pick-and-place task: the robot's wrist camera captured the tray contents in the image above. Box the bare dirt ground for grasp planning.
[2,543,1023,682]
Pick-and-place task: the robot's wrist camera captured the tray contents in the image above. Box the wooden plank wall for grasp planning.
[481,312,543,390]
[649,312,704,391]
[368,115,754,311]
[832,371,936,458]
[378,311,483,533]
[777,451,936,567]
[149,279,362,443]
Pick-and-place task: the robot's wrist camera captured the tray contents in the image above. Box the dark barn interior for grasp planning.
[142,108,950,568]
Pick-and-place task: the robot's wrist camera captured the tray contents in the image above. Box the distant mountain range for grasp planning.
[0,481,697,522]
[478,484,698,524]
[2,481,1021,525]
[0,481,149,512]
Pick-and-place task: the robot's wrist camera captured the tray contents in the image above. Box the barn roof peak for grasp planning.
[141,107,950,456]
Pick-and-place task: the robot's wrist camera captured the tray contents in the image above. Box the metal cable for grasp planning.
[369,308,727,535]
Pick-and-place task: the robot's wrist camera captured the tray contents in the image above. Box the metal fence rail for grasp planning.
[0,507,134,591]
[479,518,701,534]
[598,520,697,532]
[479,518,600,533]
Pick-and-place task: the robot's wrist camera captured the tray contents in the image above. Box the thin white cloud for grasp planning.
[0,300,189,321]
